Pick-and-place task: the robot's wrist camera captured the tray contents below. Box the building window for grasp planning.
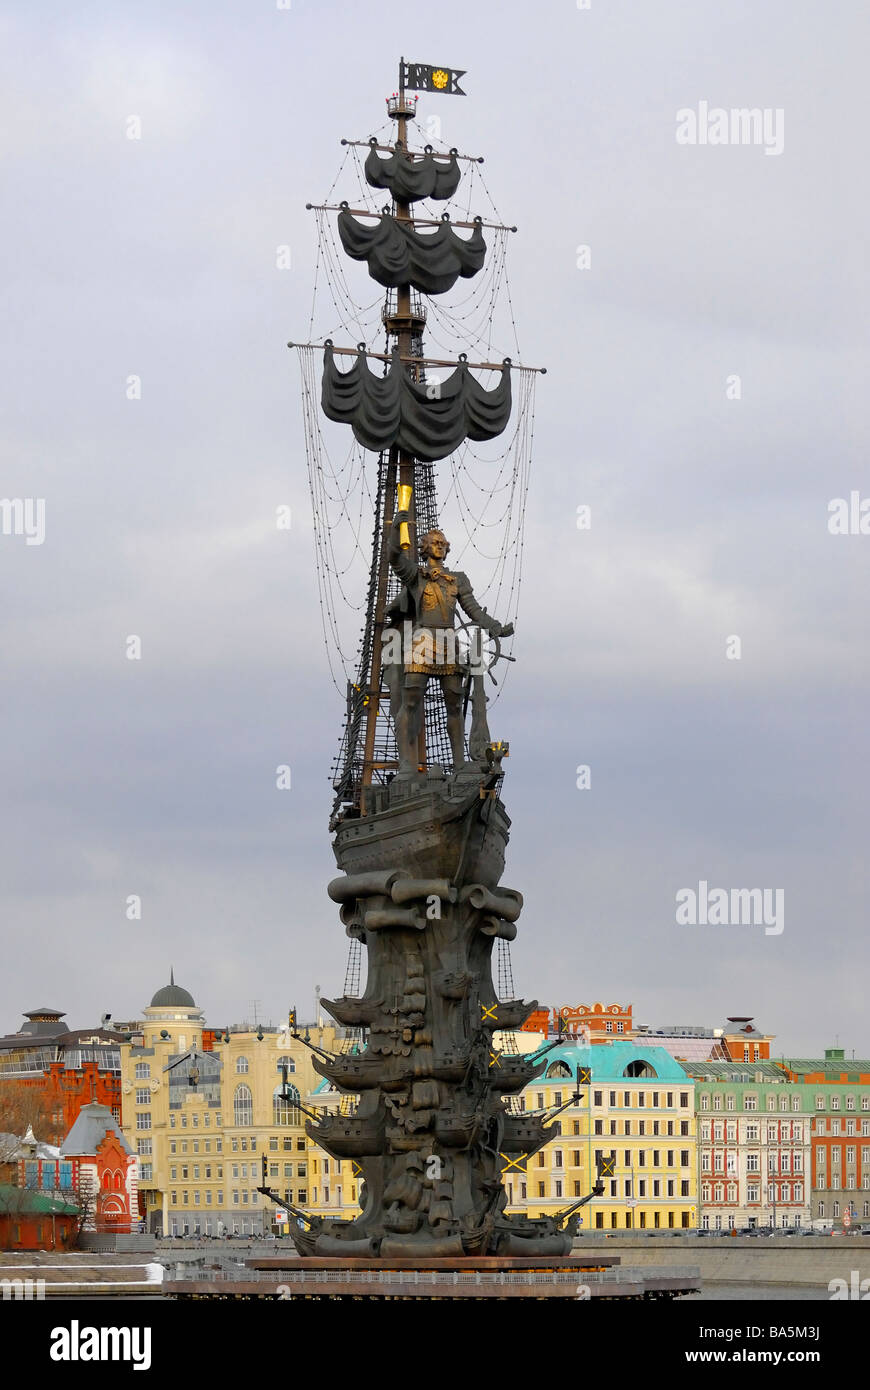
[273,1084,300,1126]
[136,1113,151,1130]
[137,1139,152,1156]
[234,1085,253,1126]
[135,1088,150,1105]
[134,1063,151,1080]
[744,1095,757,1111]
[277,1056,296,1074]
[236,1056,250,1074]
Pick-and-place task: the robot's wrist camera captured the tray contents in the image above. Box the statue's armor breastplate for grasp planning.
[418,567,459,628]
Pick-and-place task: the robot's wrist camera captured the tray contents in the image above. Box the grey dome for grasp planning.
[150,981,196,1008]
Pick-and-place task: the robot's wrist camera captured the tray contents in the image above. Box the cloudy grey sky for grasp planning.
[2,1,867,1055]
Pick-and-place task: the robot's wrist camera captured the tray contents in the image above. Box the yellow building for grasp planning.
[507,1040,698,1232]
[119,977,339,1236]
[121,984,696,1236]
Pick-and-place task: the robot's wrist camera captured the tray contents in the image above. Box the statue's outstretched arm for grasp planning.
[457,579,513,638]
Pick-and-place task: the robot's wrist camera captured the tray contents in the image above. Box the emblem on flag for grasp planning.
[401,62,467,96]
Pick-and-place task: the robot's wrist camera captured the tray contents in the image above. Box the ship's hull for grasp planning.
[300,774,573,1259]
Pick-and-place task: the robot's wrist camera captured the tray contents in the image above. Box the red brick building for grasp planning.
[0,1008,124,1145]
[720,1017,772,1062]
[60,1102,138,1234]
[520,1003,635,1041]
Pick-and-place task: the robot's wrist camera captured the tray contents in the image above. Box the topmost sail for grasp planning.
[364,141,461,203]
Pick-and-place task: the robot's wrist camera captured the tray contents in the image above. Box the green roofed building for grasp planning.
[0,1183,80,1250]
[774,1049,870,1229]
[682,1061,812,1230]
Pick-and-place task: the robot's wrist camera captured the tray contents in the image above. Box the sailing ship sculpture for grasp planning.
[285,62,595,1258]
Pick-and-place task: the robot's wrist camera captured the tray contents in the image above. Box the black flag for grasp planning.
[401,62,466,96]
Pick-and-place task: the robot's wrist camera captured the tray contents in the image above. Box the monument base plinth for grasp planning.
[167,1254,701,1300]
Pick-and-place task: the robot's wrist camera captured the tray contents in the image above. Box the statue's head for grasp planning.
[420,529,450,561]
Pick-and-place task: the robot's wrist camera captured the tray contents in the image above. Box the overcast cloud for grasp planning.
[1,1,867,1055]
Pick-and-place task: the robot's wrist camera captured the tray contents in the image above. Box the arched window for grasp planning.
[546,1061,571,1079]
[234,1084,253,1126]
[276,1055,296,1075]
[273,1083,300,1126]
[235,1056,249,1074]
[623,1060,657,1078]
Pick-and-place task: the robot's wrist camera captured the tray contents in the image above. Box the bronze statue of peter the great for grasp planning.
[385,506,513,774]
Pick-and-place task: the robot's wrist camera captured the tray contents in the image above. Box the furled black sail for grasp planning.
[321,344,512,462]
[364,141,461,203]
[337,209,485,295]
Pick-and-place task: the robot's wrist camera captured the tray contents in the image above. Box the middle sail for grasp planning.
[337,208,486,295]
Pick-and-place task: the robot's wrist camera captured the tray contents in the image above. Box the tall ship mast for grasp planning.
[286,61,595,1258]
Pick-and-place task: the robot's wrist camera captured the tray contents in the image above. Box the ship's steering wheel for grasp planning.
[454,619,515,685]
